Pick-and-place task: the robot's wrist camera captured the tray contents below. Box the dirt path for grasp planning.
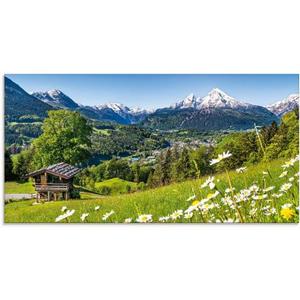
[5,194,35,200]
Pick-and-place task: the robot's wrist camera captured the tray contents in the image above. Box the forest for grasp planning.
[5,107,299,197]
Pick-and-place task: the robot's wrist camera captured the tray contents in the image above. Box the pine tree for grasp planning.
[176,147,193,181]
[5,149,14,181]
[161,148,172,185]
[146,169,154,188]
[171,145,180,182]
[132,163,140,183]
[152,153,164,186]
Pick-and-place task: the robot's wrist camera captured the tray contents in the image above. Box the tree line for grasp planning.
[5,108,299,193]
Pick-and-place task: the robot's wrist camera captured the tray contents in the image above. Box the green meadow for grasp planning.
[4,158,299,223]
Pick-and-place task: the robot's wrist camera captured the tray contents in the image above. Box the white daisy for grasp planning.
[200,176,215,190]
[236,167,247,173]
[184,212,193,219]
[61,206,67,212]
[102,210,115,221]
[136,214,153,223]
[55,209,75,223]
[279,171,288,178]
[280,183,292,193]
[186,194,197,202]
[80,213,89,222]
[170,210,183,220]
[209,151,232,165]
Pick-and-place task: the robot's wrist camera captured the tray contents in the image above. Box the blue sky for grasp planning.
[6,74,299,109]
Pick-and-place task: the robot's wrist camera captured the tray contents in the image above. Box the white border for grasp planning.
[0,1,299,300]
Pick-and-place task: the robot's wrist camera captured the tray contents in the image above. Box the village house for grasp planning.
[26,162,81,201]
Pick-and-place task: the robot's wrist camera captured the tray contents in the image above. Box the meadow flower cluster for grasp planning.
[54,153,299,224]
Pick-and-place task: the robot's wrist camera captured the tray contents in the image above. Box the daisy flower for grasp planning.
[186,194,197,202]
[124,218,132,223]
[80,213,89,222]
[280,183,292,193]
[206,190,220,200]
[279,171,288,178]
[136,214,152,223]
[95,206,100,211]
[200,176,215,190]
[252,194,268,200]
[61,206,67,212]
[102,210,115,221]
[263,186,275,192]
[184,212,193,219]
[55,209,75,222]
[209,151,232,165]
[170,210,183,220]
[236,167,247,173]
[159,216,170,222]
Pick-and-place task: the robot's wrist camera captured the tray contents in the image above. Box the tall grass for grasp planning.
[4,158,299,223]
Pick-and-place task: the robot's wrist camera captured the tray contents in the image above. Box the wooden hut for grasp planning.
[26,162,81,201]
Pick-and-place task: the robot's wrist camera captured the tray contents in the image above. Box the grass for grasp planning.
[4,158,299,223]
[5,181,35,194]
[94,178,138,195]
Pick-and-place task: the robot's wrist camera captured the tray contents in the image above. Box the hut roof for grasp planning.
[26,162,81,179]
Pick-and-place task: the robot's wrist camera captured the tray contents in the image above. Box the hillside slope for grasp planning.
[5,158,299,223]
[5,77,54,122]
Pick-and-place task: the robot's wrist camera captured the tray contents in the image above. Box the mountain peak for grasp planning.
[172,93,202,109]
[47,89,63,96]
[266,93,299,117]
[200,88,248,109]
[95,102,130,113]
[32,89,79,109]
[209,87,227,95]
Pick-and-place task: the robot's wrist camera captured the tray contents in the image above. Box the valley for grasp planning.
[4,75,299,223]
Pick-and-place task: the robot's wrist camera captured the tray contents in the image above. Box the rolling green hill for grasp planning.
[4,158,299,223]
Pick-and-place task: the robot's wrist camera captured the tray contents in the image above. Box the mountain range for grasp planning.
[4,76,299,131]
[4,77,53,122]
[266,94,299,117]
[142,88,280,130]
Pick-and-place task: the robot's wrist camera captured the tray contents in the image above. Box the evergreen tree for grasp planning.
[171,145,180,181]
[161,148,172,185]
[152,153,164,186]
[132,163,141,183]
[5,149,14,181]
[146,169,155,188]
[176,147,193,181]
[260,121,278,146]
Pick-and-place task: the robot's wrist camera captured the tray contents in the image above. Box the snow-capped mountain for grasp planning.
[32,90,79,109]
[266,94,299,117]
[199,88,250,109]
[172,88,250,110]
[6,76,284,130]
[31,86,152,124]
[171,93,202,109]
[94,102,151,124]
[143,88,279,131]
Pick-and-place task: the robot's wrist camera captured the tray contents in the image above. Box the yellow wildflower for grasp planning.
[280,207,295,220]
[192,200,200,206]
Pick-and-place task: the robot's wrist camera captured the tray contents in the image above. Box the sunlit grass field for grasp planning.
[4,158,299,223]
[4,181,35,194]
[95,178,138,194]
